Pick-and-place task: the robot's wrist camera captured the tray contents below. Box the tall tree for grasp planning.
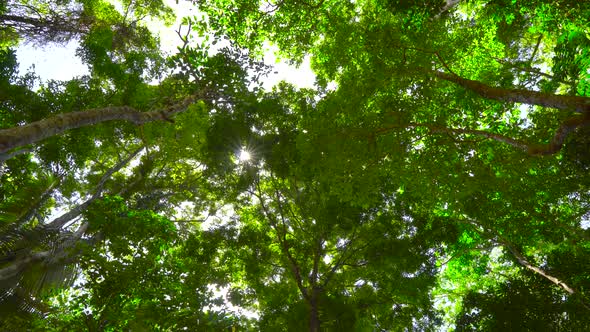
[1,0,173,47]
[2,0,590,330]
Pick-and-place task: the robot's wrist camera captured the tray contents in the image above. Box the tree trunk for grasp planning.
[0,251,51,282]
[46,146,144,230]
[0,14,51,28]
[0,222,89,285]
[0,13,86,36]
[501,241,575,294]
[501,240,590,311]
[375,116,590,155]
[0,95,197,153]
[309,288,320,332]
[434,71,590,113]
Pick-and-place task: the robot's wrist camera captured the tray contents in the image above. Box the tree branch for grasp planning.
[16,178,59,228]
[256,180,309,300]
[433,71,590,113]
[0,147,34,162]
[374,115,590,155]
[0,93,201,153]
[458,216,590,311]
[46,146,144,230]
[528,35,543,64]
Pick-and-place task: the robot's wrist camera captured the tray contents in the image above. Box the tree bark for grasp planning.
[308,239,322,332]
[434,71,590,113]
[0,94,198,153]
[0,251,51,282]
[501,239,590,311]
[503,242,575,294]
[375,115,590,155]
[46,146,144,230]
[309,287,320,332]
[461,217,590,311]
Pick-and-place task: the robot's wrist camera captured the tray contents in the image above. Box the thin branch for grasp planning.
[256,179,309,300]
[321,229,370,288]
[493,58,570,85]
[175,19,192,51]
[123,0,135,21]
[0,147,34,162]
[400,46,458,75]
[374,115,590,155]
[528,35,543,64]
[458,216,590,311]
[46,146,144,230]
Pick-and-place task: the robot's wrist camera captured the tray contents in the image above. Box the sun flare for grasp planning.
[238,149,251,162]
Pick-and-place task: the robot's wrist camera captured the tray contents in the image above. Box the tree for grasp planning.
[1,0,173,47]
[0,92,201,154]
[186,0,590,328]
[2,0,590,330]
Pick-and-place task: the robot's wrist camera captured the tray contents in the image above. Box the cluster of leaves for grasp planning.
[1,0,590,331]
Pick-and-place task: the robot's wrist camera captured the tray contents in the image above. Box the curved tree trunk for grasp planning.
[374,114,590,156]
[434,71,590,113]
[46,146,144,230]
[501,240,590,311]
[0,94,198,154]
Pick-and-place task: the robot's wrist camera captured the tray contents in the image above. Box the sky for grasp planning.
[15,0,316,90]
[16,41,89,81]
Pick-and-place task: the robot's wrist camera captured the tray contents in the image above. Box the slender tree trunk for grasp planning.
[0,148,141,286]
[0,14,50,27]
[309,287,320,332]
[501,240,590,311]
[0,222,89,283]
[504,243,574,294]
[375,114,590,155]
[308,239,322,332]
[46,146,144,230]
[0,94,198,153]
[434,71,590,113]
[463,217,590,311]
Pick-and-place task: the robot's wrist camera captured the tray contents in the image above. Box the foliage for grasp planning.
[1,0,590,331]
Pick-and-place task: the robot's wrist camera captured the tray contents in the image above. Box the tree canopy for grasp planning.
[1,0,589,330]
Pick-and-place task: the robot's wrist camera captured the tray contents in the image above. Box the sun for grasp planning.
[238,148,251,162]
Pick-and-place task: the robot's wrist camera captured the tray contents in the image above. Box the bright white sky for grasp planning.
[15,0,316,90]
[16,41,89,81]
